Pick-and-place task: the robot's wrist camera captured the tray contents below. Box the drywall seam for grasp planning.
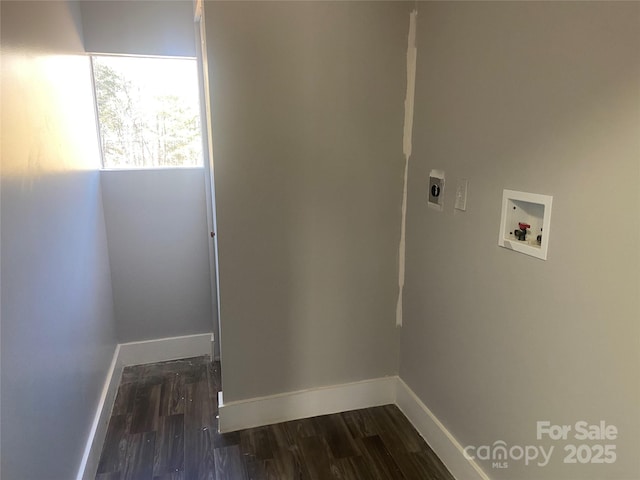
[194,0,203,21]
[396,9,418,327]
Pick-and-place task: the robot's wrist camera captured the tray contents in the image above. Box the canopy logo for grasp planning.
[463,421,618,470]
[463,441,553,469]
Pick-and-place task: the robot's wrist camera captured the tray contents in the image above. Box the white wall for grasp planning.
[0,2,118,479]
[101,169,213,342]
[205,1,410,402]
[400,2,640,479]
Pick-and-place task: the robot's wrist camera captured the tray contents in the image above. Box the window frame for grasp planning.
[89,53,205,171]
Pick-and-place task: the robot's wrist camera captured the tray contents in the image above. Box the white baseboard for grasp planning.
[218,376,397,433]
[219,374,489,480]
[77,333,214,480]
[117,333,214,368]
[76,345,123,480]
[395,377,490,480]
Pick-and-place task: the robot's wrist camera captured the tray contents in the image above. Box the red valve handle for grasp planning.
[518,222,531,230]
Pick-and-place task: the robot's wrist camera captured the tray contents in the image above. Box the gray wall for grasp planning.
[101,169,213,341]
[205,1,410,402]
[400,2,640,479]
[0,2,118,479]
[80,0,196,57]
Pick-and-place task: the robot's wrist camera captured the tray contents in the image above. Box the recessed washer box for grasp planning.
[498,190,553,260]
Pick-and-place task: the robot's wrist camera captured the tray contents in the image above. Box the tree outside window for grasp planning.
[92,55,203,169]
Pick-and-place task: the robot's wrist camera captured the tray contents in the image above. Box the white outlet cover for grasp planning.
[454,179,468,211]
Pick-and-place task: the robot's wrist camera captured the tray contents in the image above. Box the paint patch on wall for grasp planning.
[396,9,418,327]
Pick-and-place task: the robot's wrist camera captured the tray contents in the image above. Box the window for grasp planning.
[91,55,203,169]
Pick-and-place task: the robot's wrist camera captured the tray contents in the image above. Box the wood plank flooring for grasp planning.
[96,357,455,480]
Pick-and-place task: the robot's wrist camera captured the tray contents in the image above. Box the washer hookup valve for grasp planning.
[514,222,531,242]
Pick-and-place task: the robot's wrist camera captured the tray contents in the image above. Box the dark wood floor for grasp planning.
[96,356,455,480]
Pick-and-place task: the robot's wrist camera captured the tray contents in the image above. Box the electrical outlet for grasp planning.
[428,170,445,211]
